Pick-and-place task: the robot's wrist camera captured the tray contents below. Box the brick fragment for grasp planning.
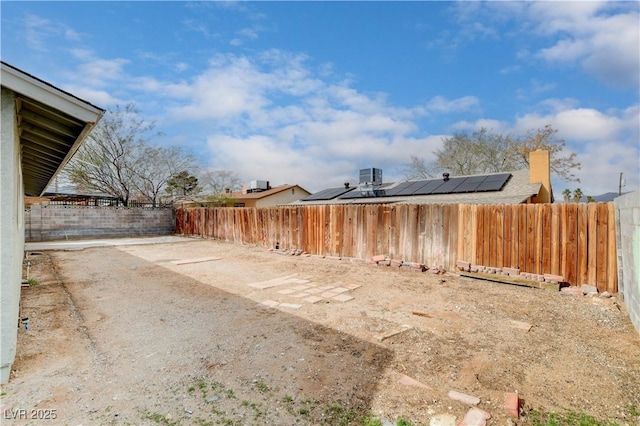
[390,259,403,268]
[544,273,564,283]
[504,392,520,418]
[456,260,470,271]
[448,390,480,405]
[503,267,520,276]
[457,407,491,426]
[561,286,583,296]
[407,262,426,271]
[371,254,386,262]
[377,260,391,266]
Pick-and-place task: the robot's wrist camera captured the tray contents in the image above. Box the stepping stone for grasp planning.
[304,296,323,304]
[279,303,302,309]
[332,294,354,302]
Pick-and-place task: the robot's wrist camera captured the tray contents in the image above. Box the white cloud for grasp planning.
[24,13,81,51]
[451,2,639,89]
[449,119,507,133]
[514,108,626,141]
[425,96,480,114]
[61,85,124,106]
[144,52,450,190]
[529,2,640,89]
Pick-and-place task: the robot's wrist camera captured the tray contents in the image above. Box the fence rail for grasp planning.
[176,202,617,292]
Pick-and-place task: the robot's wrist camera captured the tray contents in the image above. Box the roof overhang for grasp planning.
[1,61,105,196]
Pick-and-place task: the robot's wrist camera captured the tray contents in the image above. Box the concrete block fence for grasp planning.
[25,204,175,241]
[615,190,640,334]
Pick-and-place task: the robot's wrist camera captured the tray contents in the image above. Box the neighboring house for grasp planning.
[220,182,311,208]
[293,150,553,206]
[1,61,104,383]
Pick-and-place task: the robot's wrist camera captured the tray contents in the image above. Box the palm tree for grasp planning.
[562,188,571,203]
[572,188,583,203]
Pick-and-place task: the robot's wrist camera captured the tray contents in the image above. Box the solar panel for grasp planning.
[484,173,511,182]
[302,187,354,201]
[383,181,413,196]
[339,183,392,199]
[412,180,445,195]
[475,174,511,192]
[431,177,466,194]
[339,191,366,199]
[451,179,483,193]
[463,175,487,183]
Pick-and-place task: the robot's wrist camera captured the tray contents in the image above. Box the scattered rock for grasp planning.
[430,413,457,426]
[581,284,598,294]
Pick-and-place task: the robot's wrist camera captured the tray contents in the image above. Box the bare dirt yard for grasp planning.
[2,237,639,426]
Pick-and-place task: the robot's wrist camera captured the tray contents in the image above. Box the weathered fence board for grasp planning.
[175,202,618,291]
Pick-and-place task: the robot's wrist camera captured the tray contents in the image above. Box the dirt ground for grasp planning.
[2,238,639,426]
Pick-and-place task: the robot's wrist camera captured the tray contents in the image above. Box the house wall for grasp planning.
[25,205,175,242]
[615,190,640,334]
[0,88,24,383]
[255,187,310,208]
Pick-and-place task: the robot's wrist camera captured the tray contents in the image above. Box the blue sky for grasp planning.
[2,1,638,196]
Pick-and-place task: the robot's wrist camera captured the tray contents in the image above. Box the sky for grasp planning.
[1,1,639,196]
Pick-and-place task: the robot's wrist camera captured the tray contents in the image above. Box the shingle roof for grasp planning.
[291,169,541,205]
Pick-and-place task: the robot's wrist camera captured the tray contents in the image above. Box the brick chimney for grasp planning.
[529,149,552,203]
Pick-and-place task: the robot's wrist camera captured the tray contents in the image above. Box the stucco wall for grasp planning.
[255,187,310,208]
[615,190,640,334]
[0,88,24,383]
[25,205,175,241]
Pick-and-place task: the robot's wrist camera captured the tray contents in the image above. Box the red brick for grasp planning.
[504,392,520,419]
[456,260,470,270]
[544,274,564,283]
[371,254,386,262]
[561,286,583,296]
[503,267,520,276]
[457,407,491,426]
[448,390,480,405]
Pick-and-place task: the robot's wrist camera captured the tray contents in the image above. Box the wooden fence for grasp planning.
[175,202,617,292]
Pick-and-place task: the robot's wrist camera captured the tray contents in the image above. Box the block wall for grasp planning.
[615,190,640,334]
[25,205,175,241]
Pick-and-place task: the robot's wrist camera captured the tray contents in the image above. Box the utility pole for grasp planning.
[618,172,623,196]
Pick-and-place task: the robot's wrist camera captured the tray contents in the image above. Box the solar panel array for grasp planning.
[302,173,512,202]
[301,186,354,201]
[358,173,511,198]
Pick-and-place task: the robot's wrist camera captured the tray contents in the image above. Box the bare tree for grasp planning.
[405,126,581,182]
[508,125,581,182]
[199,170,242,196]
[131,146,195,207]
[402,155,436,180]
[64,103,196,207]
[434,128,513,176]
[64,104,151,206]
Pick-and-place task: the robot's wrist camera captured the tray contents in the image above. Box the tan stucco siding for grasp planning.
[255,188,309,208]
